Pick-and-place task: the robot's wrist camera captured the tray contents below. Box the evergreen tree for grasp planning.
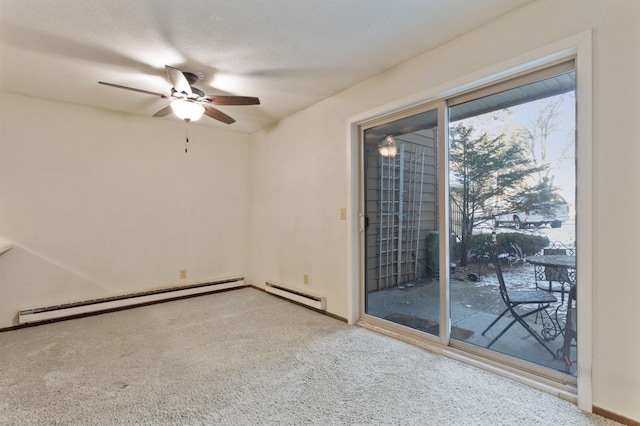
[449,123,552,265]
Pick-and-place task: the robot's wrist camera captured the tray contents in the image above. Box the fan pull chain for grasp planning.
[184,121,189,153]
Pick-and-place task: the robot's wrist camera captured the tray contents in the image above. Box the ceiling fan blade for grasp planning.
[165,65,192,95]
[98,81,167,98]
[203,105,235,124]
[153,105,173,117]
[206,95,260,106]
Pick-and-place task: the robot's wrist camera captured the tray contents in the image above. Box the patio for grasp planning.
[366,260,577,375]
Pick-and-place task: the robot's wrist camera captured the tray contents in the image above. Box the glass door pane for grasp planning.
[363,108,440,336]
[447,67,577,375]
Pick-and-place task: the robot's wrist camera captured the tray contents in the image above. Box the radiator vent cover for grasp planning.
[265,281,326,311]
[19,278,246,324]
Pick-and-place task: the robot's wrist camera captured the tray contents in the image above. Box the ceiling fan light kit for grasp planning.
[171,100,205,121]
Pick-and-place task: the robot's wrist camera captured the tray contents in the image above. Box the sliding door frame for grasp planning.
[436,102,451,346]
[347,31,593,410]
[356,100,446,347]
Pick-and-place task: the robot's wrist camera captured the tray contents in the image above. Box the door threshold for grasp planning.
[357,320,578,404]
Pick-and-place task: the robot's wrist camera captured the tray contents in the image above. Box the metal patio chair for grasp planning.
[481,247,559,359]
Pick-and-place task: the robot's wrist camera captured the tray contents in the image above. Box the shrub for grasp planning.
[469,232,549,260]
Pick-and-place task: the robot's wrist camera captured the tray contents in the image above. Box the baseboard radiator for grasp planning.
[265,281,326,310]
[18,277,246,324]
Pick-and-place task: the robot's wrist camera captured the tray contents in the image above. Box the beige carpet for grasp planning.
[0,287,620,425]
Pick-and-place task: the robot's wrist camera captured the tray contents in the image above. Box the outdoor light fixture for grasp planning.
[170,100,205,122]
[378,135,398,157]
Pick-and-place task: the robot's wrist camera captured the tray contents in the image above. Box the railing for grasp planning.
[545,240,576,255]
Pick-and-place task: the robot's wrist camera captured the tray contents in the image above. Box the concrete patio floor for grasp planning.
[366,262,577,375]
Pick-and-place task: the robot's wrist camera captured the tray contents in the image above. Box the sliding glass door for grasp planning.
[447,62,577,374]
[360,60,578,379]
[362,107,442,337]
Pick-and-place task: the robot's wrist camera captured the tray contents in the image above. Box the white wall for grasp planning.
[249,0,640,420]
[0,93,251,326]
[249,101,349,314]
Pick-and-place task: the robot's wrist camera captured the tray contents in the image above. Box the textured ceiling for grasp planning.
[0,0,534,133]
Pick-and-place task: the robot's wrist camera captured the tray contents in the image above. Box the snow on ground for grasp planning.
[469,261,569,316]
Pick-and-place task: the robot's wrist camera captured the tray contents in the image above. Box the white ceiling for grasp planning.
[0,0,535,133]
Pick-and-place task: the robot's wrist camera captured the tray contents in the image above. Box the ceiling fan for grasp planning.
[99,65,260,124]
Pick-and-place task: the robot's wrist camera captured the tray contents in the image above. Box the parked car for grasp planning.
[494,195,570,229]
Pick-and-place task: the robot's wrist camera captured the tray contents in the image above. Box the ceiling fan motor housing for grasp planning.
[171,87,205,100]
[182,71,199,85]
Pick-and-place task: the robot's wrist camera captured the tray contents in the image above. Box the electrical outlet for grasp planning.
[303,274,309,285]
[180,269,187,280]
[340,208,347,220]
